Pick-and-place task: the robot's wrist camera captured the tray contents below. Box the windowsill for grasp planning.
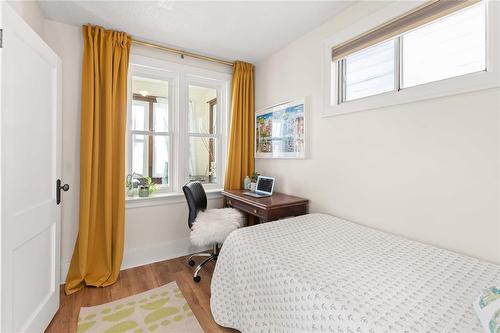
[323,69,500,117]
[125,188,223,209]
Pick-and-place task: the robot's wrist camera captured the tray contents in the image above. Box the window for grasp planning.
[324,0,499,114]
[127,56,230,197]
[188,85,219,184]
[340,39,396,102]
[401,3,486,88]
[130,77,171,188]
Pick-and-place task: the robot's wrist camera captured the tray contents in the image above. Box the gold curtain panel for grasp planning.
[65,25,131,295]
[332,0,481,61]
[224,61,255,190]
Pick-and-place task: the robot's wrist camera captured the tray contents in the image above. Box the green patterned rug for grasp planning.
[76,281,203,333]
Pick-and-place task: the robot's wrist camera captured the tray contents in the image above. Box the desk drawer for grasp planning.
[226,198,266,218]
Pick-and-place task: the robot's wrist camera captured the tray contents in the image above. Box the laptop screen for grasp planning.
[257,177,274,193]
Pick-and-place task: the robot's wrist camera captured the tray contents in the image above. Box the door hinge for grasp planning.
[0,29,3,48]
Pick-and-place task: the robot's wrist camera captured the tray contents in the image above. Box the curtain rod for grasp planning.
[131,39,234,67]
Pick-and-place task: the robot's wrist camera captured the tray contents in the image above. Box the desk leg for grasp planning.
[248,214,258,226]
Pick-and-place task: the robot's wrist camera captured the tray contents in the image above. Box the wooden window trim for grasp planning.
[207,98,217,183]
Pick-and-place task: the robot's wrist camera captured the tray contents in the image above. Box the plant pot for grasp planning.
[138,185,150,197]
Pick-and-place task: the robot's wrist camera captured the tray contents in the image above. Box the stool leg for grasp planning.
[193,255,216,282]
[187,252,211,265]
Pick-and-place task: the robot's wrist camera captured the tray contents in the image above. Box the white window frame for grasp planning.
[185,77,227,191]
[322,0,500,117]
[127,67,177,193]
[126,55,231,207]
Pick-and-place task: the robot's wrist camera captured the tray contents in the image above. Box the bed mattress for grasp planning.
[210,213,500,332]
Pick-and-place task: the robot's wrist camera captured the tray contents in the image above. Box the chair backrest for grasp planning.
[182,181,207,229]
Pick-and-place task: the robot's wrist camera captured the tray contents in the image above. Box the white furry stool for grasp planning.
[190,208,245,248]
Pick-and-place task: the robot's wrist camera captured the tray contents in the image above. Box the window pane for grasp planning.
[153,98,168,131]
[188,85,217,134]
[188,137,216,184]
[152,135,169,186]
[132,134,169,186]
[402,2,486,88]
[132,134,148,176]
[345,39,395,101]
[132,76,169,131]
[132,101,148,131]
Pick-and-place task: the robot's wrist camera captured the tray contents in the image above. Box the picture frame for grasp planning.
[255,97,307,159]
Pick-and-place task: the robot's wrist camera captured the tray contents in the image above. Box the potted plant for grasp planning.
[138,176,158,197]
[126,173,158,197]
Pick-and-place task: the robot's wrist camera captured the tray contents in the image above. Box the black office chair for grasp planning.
[183,181,207,230]
[182,181,244,282]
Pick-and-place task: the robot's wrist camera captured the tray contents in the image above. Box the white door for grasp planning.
[0,2,63,332]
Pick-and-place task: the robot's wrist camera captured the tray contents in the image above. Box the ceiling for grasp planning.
[39,1,354,63]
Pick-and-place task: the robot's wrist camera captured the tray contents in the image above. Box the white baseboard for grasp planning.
[60,238,208,283]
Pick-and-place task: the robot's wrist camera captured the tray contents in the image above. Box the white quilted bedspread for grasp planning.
[210,213,500,332]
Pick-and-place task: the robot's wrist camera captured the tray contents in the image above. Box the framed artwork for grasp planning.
[255,98,306,159]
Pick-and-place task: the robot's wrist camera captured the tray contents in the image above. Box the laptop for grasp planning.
[243,176,275,198]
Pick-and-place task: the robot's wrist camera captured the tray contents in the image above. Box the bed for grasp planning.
[210,213,500,332]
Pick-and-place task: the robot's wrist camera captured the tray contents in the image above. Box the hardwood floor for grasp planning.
[45,255,238,333]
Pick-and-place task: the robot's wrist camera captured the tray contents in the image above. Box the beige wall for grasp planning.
[255,1,500,264]
[8,0,45,37]
[43,20,227,280]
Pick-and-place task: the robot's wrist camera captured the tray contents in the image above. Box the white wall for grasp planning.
[255,1,500,264]
[43,20,83,280]
[43,20,228,281]
[8,0,45,37]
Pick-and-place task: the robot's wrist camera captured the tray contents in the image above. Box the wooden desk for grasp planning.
[222,190,309,223]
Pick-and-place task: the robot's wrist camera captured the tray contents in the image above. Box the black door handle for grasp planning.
[56,179,70,205]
